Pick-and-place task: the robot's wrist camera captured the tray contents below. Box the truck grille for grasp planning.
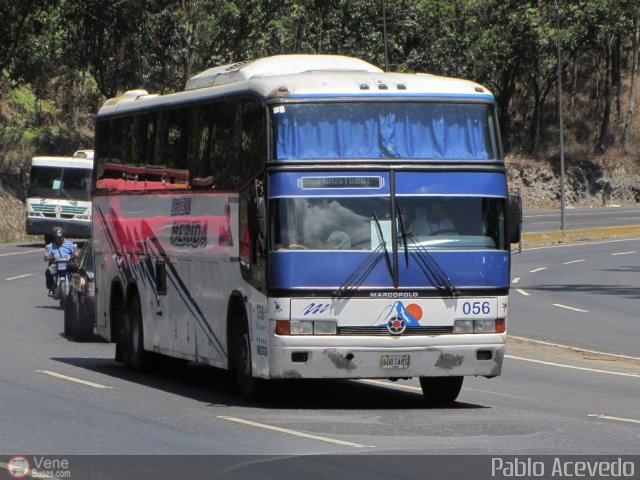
[32,205,87,214]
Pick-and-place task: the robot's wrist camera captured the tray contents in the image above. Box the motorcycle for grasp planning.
[49,257,72,309]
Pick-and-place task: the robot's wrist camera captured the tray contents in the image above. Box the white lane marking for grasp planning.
[531,221,558,225]
[5,273,34,281]
[218,416,374,448]
[0,249,42,257]
[0,462,55,479]
[512,277,520,284]
[360,379,534,403]
[36,370,113,389]
[516,289,530,296]
[360,378,422,392]
[506,355,640,378]
[553,303,589,313]
[611,251,636,256]
[588,414,640,425]
[509,335,640,361]
[523,237,640,251]
[562,259,585,265]
[529,267,547,273]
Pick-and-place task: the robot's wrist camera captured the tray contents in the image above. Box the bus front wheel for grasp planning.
[419,376,463,405]
[234,310,264,400]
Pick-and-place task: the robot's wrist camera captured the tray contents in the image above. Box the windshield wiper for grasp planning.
[372,210,394,283]
[333,243,385,298]
[396,202,458,297]
[395,201,409,268]
[333,211,394,297]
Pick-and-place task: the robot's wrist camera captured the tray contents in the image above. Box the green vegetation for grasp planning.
[1,0,639,181]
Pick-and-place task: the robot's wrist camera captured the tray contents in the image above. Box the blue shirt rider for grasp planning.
[44,228,78,295]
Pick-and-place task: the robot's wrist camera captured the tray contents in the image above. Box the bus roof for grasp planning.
[97,54,495,117]
[31,156,94,169]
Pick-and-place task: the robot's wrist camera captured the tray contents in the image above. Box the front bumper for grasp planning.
[268,334,505,379]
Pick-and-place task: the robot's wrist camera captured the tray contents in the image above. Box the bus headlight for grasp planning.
[453,320,474,334]
[275,320,338,335]
[453,319,506,334]
[313,321,337,335]
[474,319,497,333]
[290,321,314,335]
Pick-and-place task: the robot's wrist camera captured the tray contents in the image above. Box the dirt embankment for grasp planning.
[507,155,640,209]
[0,173,37,244]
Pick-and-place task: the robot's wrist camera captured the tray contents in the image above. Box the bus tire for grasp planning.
[63,296,74,338]
[127,293,152,372]
[72,299,93,342]
[419,376,463,405]
[234,310,264,400]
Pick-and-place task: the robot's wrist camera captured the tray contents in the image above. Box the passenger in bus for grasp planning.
[409,200,456,236]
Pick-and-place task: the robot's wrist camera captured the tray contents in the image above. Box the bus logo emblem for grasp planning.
[387,316,406,335]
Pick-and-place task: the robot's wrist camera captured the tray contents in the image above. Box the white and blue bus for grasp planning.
[92,55,520,403]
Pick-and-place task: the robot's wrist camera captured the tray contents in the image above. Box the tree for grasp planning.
[622,5,639,152]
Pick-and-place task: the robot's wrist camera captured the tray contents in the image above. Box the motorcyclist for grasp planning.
[44,227,78,296]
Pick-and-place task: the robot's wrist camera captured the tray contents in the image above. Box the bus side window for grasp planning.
[187,105,215,189]
[238,101,265,183]
[210,101,238,190]
[155,108,188,171]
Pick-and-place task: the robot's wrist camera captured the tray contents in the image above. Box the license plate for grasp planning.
[381,354,410,369]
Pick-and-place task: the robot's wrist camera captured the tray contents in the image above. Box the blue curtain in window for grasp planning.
[275,103,490,160]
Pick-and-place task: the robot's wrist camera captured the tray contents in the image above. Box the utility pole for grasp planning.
[555,0,567,230]
[382,0,389,72]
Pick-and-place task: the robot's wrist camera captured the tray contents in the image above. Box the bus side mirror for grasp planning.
[248,196,266,239]
[256,197,266,238]
[508,193,522,244]
[250,178,266,238]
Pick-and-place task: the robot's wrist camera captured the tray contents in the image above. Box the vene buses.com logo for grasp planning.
[6,456,30,478]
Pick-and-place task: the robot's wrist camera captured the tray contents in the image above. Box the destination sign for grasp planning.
[300,176,382,189]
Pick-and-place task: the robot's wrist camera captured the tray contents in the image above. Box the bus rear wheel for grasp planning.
[126,293,152,372]
[419,376,463,405]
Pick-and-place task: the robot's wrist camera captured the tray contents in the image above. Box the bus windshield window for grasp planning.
[272,103,498,161]
[270,197,390,251]
[397,196,507,250]
[29,166,92,201]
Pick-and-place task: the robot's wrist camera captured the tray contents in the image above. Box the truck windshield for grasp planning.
[28,166,92,201]
[271,102,499,161]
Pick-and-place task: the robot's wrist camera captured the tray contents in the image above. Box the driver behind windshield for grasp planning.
[409,199,456,237]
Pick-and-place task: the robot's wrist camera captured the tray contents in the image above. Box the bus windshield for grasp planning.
[28,166,92,201]
[270,196,506,251]
[270,197,390,251]
[272,102,499,161]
